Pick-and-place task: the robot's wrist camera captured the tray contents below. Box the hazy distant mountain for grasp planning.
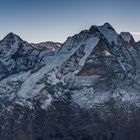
[32,41,62,51]
[0,23,140,140]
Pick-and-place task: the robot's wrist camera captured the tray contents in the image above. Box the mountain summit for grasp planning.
[3,32,21,41]
[0,23,140,140]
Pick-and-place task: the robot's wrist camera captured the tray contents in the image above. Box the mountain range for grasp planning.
[0,23,140,140]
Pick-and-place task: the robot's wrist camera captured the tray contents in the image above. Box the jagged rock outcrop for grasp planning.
[120,32,135,47]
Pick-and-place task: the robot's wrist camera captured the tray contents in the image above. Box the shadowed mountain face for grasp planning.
[0,23,140,140]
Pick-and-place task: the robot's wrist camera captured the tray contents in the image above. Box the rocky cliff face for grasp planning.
[0,23,140,140]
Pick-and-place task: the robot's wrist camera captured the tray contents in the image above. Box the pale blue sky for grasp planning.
[0,0,140,43]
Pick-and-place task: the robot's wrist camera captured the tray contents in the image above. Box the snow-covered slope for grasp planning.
[1,23,140,140]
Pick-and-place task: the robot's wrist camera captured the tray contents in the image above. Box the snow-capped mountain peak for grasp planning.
[97,23,119,44]
[1,23,140,140]
[1,32,22,44]
[32,41,62,51]
[102,22,115,31]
